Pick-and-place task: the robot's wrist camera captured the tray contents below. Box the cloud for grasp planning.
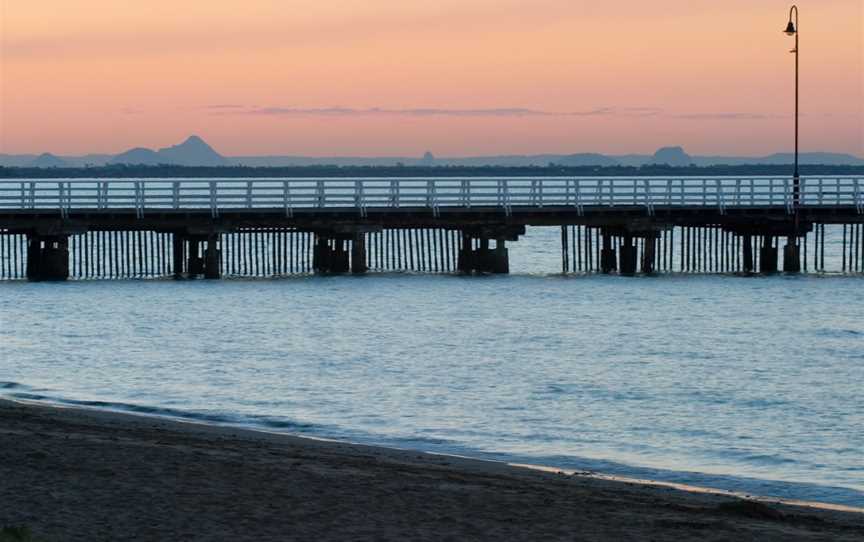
[213,106,664,118]
[672,112,787,120]
[203,104,246,110]
[574,107,663,117]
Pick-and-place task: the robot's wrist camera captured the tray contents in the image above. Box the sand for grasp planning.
[0,398,861,541]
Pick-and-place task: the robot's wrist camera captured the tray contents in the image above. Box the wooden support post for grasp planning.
[204,234,221,279]
[187,238,203,277]
[600,231,616,274]
[313,234,332,274]
[25,234,69,281]
[476,237,492,273]
[45,236,70,281]
[492,239,509,274]
[619,234,637,275]
[561,226,569,273]
[457,231,474,274]
[332,239,349,273]
[760,235,778,274]
[783,236,801,273]
[642,234,657,274]
[172,234,185,278]
[26,234,42,281]
[742,235,754,273]
[351,233,368,274]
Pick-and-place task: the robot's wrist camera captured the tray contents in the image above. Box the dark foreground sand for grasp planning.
[0,399,861,541]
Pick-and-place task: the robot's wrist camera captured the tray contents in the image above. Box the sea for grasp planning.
[1,226,862,507]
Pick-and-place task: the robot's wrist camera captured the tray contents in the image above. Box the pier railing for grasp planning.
[0,177,862,218]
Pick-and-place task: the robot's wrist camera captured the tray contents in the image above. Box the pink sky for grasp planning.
[0,0,861,156]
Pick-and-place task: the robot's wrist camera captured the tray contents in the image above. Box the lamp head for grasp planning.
[784,21,796,35]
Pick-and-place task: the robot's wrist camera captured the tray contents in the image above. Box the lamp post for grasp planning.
[783,6,802,272]
[785,5,799,206]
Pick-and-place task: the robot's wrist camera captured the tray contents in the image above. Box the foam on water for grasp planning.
[1,227,862,506]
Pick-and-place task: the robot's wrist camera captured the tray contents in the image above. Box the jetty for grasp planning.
[0,176,862,280]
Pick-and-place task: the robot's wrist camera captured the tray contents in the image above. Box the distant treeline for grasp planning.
[1,163,863,178]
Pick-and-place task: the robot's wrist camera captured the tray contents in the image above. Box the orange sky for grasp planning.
[0,0,861,156]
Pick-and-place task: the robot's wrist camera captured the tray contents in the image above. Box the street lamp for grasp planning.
[785,5,799,205]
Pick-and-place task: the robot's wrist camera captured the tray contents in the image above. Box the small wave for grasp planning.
[813,328,863,338]
[4,392,320,433]
[742,454,798,466]
[9,392,47,401]
[0,381,28,390]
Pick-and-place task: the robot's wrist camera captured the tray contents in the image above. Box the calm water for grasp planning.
[1,228,862,506]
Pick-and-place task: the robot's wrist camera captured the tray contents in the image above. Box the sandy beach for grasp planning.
[0,398,861,541]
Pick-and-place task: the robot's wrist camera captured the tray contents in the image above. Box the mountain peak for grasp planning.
[651,146,692,166]
[156,135,227,166]
[28,153,68,168]
[181,135,206,145]
[163,135,212,151]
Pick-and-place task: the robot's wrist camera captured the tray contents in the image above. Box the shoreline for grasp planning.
[3,390,862,510]
[1,398,861,541]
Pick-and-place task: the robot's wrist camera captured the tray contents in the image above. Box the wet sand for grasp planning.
[0,398,861,541]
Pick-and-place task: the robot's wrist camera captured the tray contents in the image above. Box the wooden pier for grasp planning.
[0,176,862,280]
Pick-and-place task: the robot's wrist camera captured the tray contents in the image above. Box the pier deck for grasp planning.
[1,176,862,280]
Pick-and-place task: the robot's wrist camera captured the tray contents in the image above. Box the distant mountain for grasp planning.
[110,147,162,165]
[649,146,692,166]
[691,152,864,166]
[3,138,863,169]
[110,135,228,166]
[28,153,68,168]
[156,135,228,166]
[0,154,39,167]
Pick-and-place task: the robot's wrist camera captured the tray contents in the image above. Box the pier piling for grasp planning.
[783,237,801,273]
[619,235,637,275]
[760,236,778,274]
[351,233,367,274]
[600,232,616,274]
[25,234,70,281]
[204,235,221,279]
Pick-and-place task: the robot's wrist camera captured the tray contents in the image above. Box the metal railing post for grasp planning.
[538,178,544,207]
[574,179,583,216]
[769,178,775,207]
[209,181,218,218]
[429,179,440,217]
[389,179,399,207]
[137,181,146,218]
[316,180,325,208]
[58,182,68,218]
[172,181,180,209]
[643,179,653,215]
[283,181,293,218]
[716,179,725,214]
[854,178,862,213]
[355,180,366,218]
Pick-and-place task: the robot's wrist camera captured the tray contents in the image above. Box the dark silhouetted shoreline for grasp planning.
[1,399,861,541]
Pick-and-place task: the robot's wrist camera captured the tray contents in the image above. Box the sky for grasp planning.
[0,0,861,157]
